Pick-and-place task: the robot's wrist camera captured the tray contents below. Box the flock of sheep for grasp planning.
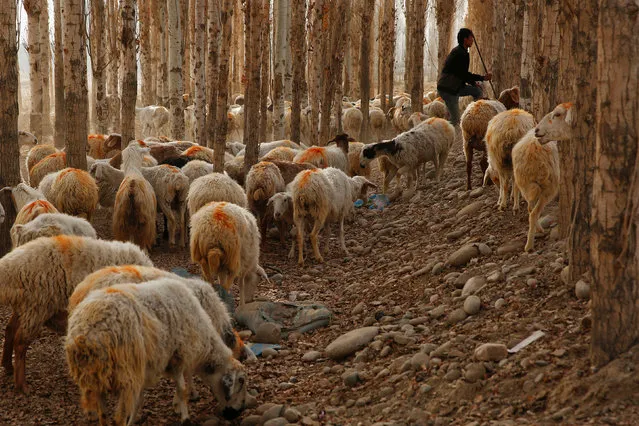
[0,86,572,425]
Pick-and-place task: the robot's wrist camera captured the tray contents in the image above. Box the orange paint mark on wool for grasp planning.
[227,112,234,120]
[88,134,106,141]
[435,97,443,102]
[232,329,245,359]
[120,265,143,279]
[160,164,180,173]
[426,117,438,125]
[104,287,123,294]
[53,234,77,254]
[298,147,327,167]
[297,169,319,188]
[25,200,56,215]
[212,203,235,230]
[560,102,573,110]
[57,168,93,186]
[184,146,204,156]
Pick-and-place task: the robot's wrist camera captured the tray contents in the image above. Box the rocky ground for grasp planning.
[2,133,639,426]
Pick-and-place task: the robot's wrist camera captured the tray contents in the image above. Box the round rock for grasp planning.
[463,295,481,315]
[302,351,322,362]
[474,343,508,362]
[575,280,590,300]
[446,244,480,267]
[464,363,486,382]
[325,327,379,359]
[462,276,486,297]
[254,323,282,344]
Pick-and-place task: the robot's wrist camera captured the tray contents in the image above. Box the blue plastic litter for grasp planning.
[368,193,390,211]
[354,199,364,208]
[170,267,235,313]
[246,343,281,357]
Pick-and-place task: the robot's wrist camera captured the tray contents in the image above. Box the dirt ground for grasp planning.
[2,128,639,426]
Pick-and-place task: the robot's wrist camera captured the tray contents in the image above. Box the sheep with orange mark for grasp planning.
[113,141,157,253]
[65,278,248,425]
[11,213,97,247]
[260,146,298,163]
[511,102,573,252]
[360,117,455,200]
[245,161,286,239]
[190,201,267,306]
[87,133,122,159]
[183,145,216,164]
[6,183,60,225]
[41,168,99,221]
[181,160,215,183]
[29,152,67,188]
[0,235,152,393]
[293,134,350,173]
[498,86,520,110]
[187,172,247,216]
[423,99,448,119]
[291,167,376,265]
[236,139,302,159]
[485,108,536,211]
[67,265,256,363]
[26,144,58,175]
[425,91,438,102]
[268,160,317,185]
[460,99,507,190]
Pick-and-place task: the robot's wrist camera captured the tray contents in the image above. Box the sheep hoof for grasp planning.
[524,242,534,252]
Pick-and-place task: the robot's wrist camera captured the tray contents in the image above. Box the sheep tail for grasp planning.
[206,248,224,281]
[253,188,265,201]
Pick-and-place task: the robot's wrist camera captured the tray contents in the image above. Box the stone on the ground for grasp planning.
[464,362,486,382]
[325,327,379,359]
[342,370,360,387]
[429,305,446,319]
[463,295,481,315]
[497,240,524,255]
[410,352,430,370]
[262,347,278,358]
[474,343,508,361]
[238,330,253,340]
[575,280,590,300]
[477,243,492,256]
[284,407,301,423]
[271,273,284,284]
[254,323,282,344]
[432,262,444,275]
[447,308,468,324]
[487,270,504,283]
[446,244,480,267]
[262,404,285,422]
[494,298,506,309]
[454,272,472,289]
[263,418,288,426]
[302,351,322,362]
[352,301,366,315]
[470,187,484,198]
[462,276,486,297]
[240,415,262,426]
[456,201,484,218]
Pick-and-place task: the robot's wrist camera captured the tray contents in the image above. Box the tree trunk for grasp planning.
[107,0,121,132]
[231,0,244,96]
[24,0,43,140]
[119,0,137,148]
[258,0,270,143]
[590,0,639,367]
[435,0,454,77]
[243,0,263,173]
[213,0,233,171]
[466,0,494,96]
[183,0,193,102]
[193,0,207,146]
[0,0,21,256]
[206,0,221,148]
[493,0,524,94]
[140,0,155,105]
[53,0,65,148]
[531,0,560,120]
[40,3,52,139]
[306,0,324,146]
[360,4,373,144]
[91,0,108,133]
[410,0,425,114]
[404,0,413,92]
[567,2,598,283]
[154,0,169,106]
[272,0,287,140]
[168,0,185,139]
[289,0,306,144]
[519,0,540,112]
[63,0,89,170]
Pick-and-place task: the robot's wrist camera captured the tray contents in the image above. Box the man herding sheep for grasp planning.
[437,28,493,127]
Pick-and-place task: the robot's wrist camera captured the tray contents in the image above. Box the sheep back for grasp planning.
[184,145,215,163]
[11,212,97,248]
[187,173,247,215]
[485,109,535,174]
[26,144,58,173]
[113,175,157,251]
[30,152,67,188]
[245,162,286,214]
[14,199,59,225]
[51,168,99,220]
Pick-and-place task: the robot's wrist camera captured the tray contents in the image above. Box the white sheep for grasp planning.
[10,213,97,247]
[423,100,448,119]
[187,172,248,216]
[343,107,363,140]
[226,141,246,156]
[369,107,387,142]
[267,191,296,258]
[26,144,57,175]
[293,133,350,172]
[512,102,573,252]
[29,152,67,188]
[45,168,99,221]
[245,161,286,239]
[113,141,157,252]
[181,159,215,183]
[136,105,171,138]
[236,139,302,159]
[485,109,536,211]
[260,146,298,163]
[0,235,152,392]
[460,100,507,190]
[359,117,455,200]
[66,278,248,425]
[291,168,375,265]
[190,201,266,306]
[7,183,60,225]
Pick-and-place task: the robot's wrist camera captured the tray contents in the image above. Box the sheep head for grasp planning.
[267,192,293,221]
[360,140,399,169]
[328,133,354,155]
[201,357,248,420]
[535,102,573,144]
[350,176,377,201]
[18,130,38,147]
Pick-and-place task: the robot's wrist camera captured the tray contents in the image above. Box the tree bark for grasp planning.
[272,0,287,140]
[107,0,121,131]
[24,0,43,140]
[120,0,137,148]
[519,0,540,112]
[168,0,185,139]
[404,0,413,92]
[0,0,21,256]
[91,0,108,133]
[258,0,270,143]
[213,0,233,171]
[154,0,169,106]
[139,0,155,105]
[360,4,373,144]
[435,0,455,77]
[53,0,65,148]
[590,0,639,367]
[231,0,244,96]
[63,0,89,170]
[243,0,263,173]
[206,0,221,148]
[289,0,307,144]
[493,0,524,94]
[40,2,52,138]
[183,0,193,101]
[306,0,324,146]
[193,0,207,146]
[531,0,560,120]
[466,0,494,96]
[410,0,425,114]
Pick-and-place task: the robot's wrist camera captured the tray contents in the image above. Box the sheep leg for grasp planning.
[128,389,145,426]
[512,182,521,214]
[382,165,398,195]
[179,207,187,248]
[310,218,325,263]
[172,372,190,422]
[497,173,509,211]
[465,147,474,190]
[2,312,18,373]
[526,195,550,252]
[186,374,200,401]
[479,151,488,175]
[338,215,350,255]
[13,329,29,393]
[114,387,138,426]
[438,149,449,181]
[295,217,305,265]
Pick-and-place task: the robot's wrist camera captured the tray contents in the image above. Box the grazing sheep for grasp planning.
[237,139,302,158]
[245,161,286,239]
[108,148,159,169]
[511,102,573,252]
[29,152,66,188]
[260,146,298,162]
[113,142,157,252]
[498,86,520,110]
[148,143,185,164]
[181,159,215,183]
[183,145,216,163]
[423,100,448,119]
[343,107,363,140]
[11,213,97,247]
[190,202,265,305]
[347,141,371,177]
[136,105,171,137]
[267,192,296,257]
[268,160,317,184]
[9,182,46,211]
[483,163,499,187]
[389,103,412,132]
[225,155,246,185]
[226,141,245,156]
[67,265,254,363]
[187,172,248,216]
[66,278,248,425]
[0,235,152,392]
[408,112,428,129]
[291,168,375,265]
[369,107,386,142]
[485,109,536,210]
[47,168,99,220]
[87,133,122,159]
[89,162,121,208]
[359,117,455,199]
[26,144,58,174]
[293,133,350,172]
[460,100,507,190]
[7,183,60,225]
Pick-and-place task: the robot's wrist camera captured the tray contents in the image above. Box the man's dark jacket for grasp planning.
[437,44,485,94]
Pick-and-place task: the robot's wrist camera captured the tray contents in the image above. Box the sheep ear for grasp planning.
[43,224,62,235]
[565,107,573,125]
[363,180,378,190]
[347,136,356,142]
[11,224,24,234]
[222,373,234,400]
